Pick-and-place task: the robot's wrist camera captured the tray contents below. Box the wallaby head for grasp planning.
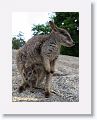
[23,65,36,87]
[49,21,75,47]
[22,64,45,87]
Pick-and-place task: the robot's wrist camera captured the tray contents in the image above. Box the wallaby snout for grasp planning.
[65,39,75,47]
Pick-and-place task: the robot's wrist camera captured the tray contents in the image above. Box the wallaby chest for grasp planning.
[41,39,60,61]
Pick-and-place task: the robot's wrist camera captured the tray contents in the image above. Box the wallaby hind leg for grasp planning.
[43,58,50,73]
[29,80,35,92]
[35,72,45,88]
[43,58,52,97]
[44,59,56,98]
[45,73,53,98]
[18,71,29,93]
[18,82,29,93]
[50,59,57,74]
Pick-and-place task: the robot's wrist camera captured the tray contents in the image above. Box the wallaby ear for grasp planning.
[49,21,58,31]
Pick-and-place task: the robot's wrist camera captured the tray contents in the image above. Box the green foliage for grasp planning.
[32,24,51,35]
[12,37,20,49]
[31,12,79,57]
[12,31,25,49]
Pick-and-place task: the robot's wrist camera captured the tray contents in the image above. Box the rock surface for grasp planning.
[12,50,79,102]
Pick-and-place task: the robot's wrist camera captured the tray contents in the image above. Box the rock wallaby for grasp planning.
[18,64,45,93]
[16,21,74,97]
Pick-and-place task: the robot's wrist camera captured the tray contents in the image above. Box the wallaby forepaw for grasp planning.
[45,91,50,98]
[18,86,24,93]
[50,70,54,74]
[25,84,30,88]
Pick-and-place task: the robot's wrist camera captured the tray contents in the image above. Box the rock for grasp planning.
[12,50,79,102]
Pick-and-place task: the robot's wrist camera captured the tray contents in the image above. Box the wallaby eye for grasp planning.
[60,30,68,37]
[23,73,26,77]
[61,32,70,39]
[60,31,65,34]
[64,34,69,37]
[28,72,32,76]
[33,70,36,74]
[59,29,69,36]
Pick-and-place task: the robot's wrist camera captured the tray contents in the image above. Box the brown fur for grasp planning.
[18,64,46,93]
[16,21,74,97]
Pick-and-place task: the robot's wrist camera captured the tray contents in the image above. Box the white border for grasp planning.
[0,0,91,114]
